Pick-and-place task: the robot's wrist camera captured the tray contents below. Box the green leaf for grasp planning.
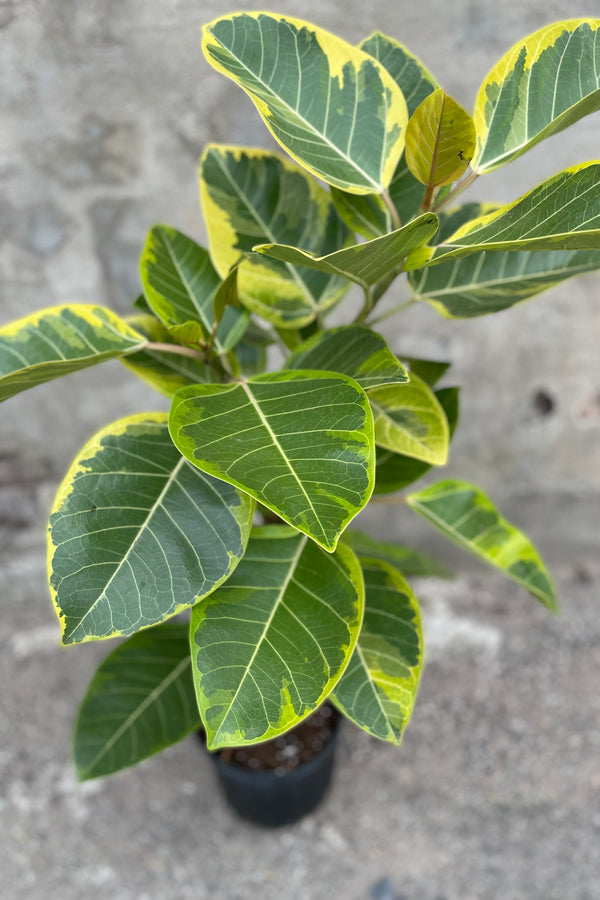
[374,387,459,493]
[342,530,451,577]
[432,203,498,245]
[120,315,220,397]
[405,89,476,189]
[190,527,364,749]
[200,144,351,329]
[255,214,439,292]
[407,479,556,609]
[361,32,439,222]
[403,357,451,387]
[74,624,199,780]
[0,304,145,403]
[330,187,392,240]
[169,371,375,552]
[48,414,254,645]
[369,375,449,466]
[202,13,408,194]
[332,558,423,743]
[285,326,408,391]
[410,245,600,318]
[405,164,600,270]
[473,19,600,174]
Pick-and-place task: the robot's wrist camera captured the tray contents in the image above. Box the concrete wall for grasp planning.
[2,0,599,567]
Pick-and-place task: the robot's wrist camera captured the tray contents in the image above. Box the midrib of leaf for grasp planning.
[211,33,382,190]
[79,655,191,777]
[158,231,225,354]
[239,380,325,543]
[210,151,317,309]
[210,535,308,744]
[355,642,395,740]
[67,456,187,640]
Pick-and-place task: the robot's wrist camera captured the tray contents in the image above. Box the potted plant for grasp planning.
[1,12,599,827]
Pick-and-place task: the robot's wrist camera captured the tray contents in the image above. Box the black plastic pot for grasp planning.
[207,717,340,828]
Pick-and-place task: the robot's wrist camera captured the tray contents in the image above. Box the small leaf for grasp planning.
[374,387,459,493]
[285,326,408,391]
[74,624,199,780]
[410,246,600,318]
[48,414,254,645]
[406,164,600,270]
[405,89,476,189]
[330,187,392,240]
[255,214,439,292]
[473,19,600,174]
[0,304,145,403]
[169,371,375,552]
[121,315,220,397]
[407,479,556,608]
[369,375,449,466]
[200,144,351,329]
[342,530,451,577]
[403,357,451,387]
[332,558,423,743]
[202,13,408,194]
[190,527,364,749]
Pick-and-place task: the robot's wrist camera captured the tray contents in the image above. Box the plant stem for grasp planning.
[143,341,206,360]
[381,190,401,229]
[433,168,479,213]
[354,287,374,324]
[366,298,416,326]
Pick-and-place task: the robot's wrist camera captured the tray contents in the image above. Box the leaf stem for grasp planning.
[365,298,416,326]
[433,168,479,213]
[381,190,401,229]
[143,341,206,360]
[355,287,374,324]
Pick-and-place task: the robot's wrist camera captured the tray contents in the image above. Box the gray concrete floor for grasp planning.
[2,499,599,900]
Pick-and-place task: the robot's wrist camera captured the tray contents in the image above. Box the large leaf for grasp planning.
[405,89,475,188]
[190,526,364,749]
[0,304,145,403]
[407,480,556,609]
[202,13,408,194]
[285,326,408,390]
[74,624,199,780]
[332,558,423,743]
[343,530,451,578]
[369,375,449,466]
[121,315,220,397]
[169,371,375,552]
[409,246,600,318]
[374,387,459,493]
[361,32,439,222]
[200,145,350,329]
[473,19,600,174]
[48,414,254,645]
[255,214,439,292]
[405,164,600,270]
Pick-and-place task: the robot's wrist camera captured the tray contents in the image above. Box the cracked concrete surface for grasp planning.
[1,0,599,897]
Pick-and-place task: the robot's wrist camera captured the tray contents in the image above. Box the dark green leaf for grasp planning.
[342,530,451,577]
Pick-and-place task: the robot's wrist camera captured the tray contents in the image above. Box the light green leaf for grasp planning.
[374,387,459,493]
[190,527,364,749]
[342,530,451,578]
[332,558,423,743]
[473,19,600,174]
[74,624,199,780]
[361,32,439,222]
[330,187,391,240]
[0,304,145,403]
[410,245,600,318]
[405,89,476,188]
[405,164,600,270]
[48,414,254,645]
[169,371,375,552]
[407,479,556,609]
[285,326,408,390]
[369,375,449,466]
[202,13,408,194]
[120,315,221,397]
[255,214,439,292]
[200,144,351,329]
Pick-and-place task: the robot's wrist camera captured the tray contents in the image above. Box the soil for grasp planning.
[215,704,339,773]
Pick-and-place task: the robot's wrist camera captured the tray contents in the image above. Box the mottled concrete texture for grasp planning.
[1,1,599,898]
